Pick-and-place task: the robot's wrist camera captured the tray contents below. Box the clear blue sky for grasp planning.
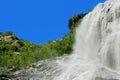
[0,0,105,44]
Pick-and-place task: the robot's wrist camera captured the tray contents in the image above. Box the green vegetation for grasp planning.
[0,29,75,68]
[0,13,85,69]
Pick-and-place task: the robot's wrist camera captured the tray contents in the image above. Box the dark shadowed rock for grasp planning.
[68,13,87,29]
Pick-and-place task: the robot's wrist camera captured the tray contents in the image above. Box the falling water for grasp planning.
[14,0,120,80]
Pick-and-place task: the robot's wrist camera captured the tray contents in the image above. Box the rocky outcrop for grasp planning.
[4,35,15,42]
[0,31,24,52]
[0,31,19,42]
[68,13,87,29]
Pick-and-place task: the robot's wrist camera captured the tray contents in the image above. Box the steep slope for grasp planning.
[9,0,120,80]
[0,12,85,79]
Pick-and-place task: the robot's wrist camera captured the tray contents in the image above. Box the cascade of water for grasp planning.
[13,0,120,80]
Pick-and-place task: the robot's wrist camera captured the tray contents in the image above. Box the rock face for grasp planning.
[0,31,18,41]
[68,13,87,29]
[0,31,24,53]
[0,31,24,47]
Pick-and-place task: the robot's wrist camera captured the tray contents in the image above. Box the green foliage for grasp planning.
[2,31,13,36]
[0,29,76,68]
[0,15,82,69]
[54,28,75,55]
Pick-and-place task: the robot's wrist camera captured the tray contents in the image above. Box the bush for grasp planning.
[0,12,84,68]
[2,31,13,36]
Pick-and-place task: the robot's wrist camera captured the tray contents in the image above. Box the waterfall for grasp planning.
[14,0,120,80]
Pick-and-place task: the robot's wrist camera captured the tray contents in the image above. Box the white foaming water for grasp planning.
[15,0,120,80]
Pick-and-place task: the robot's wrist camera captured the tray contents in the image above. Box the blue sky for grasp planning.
[0,0,105,44]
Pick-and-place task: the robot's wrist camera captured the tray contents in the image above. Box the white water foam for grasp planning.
[15,0,120,80]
